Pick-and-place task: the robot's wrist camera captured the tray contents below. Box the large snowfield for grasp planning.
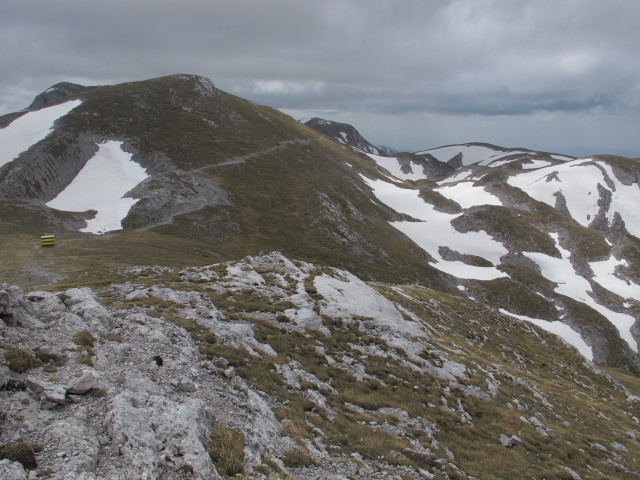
[0,100,81,168]
[508,159,640,238]
[365,153,427,181]
[364,167,639,357]
[46,141,148,234]
[435,182,502,209]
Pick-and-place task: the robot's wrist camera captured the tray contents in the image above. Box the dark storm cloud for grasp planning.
[1,0,639,153]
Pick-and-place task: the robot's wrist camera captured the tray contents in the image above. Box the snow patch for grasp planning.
[46,141,148,234]
[366,153,426,181]
[436,182,502,208]
[0,100,81,168]
[508,159,640,237]
[522,160,553,169]
[501,309,593,360]
[436,169,475,185]
[488,159,517,168]
[551,154,574,161]
[590,256,639,302]
[363,176,508,280]
[524,233,637,352]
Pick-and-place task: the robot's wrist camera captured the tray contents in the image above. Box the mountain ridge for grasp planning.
[1,73,640,479]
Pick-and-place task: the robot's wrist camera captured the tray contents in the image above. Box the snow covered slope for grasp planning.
[416,142,573,168]
[363,176,508,280]
[362,152,640,369]
[364,152,453,182]
[508,157,640,238]
[0,100,81,168]
[46,141,149,234]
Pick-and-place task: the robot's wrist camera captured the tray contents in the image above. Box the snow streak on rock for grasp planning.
[524,233,638,352]
[500,309,594,360]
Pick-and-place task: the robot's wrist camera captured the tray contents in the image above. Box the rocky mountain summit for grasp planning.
[303,118,382,155]
[27,82,95,111]
[2,252,640,479]
[1,74,640,478]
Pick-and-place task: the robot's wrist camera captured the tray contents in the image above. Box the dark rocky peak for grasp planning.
[377,144,400,155]
[303,117,382,155]
[28,82,95,110]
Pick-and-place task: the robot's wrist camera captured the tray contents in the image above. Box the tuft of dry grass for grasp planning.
[208,426,245,477]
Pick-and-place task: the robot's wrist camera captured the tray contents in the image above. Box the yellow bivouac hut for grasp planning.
[40,235,55,247]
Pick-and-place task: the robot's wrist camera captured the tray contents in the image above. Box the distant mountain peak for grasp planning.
[303,117,382,155]
[28,81,95,110]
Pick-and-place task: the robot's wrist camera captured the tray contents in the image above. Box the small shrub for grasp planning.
[34,350,67,367]
[200,332,217,344]
[3,348,41,373]
[0,442,38,469]
[72,330,95,348]
[208,426,245,477]
[282,448,317,468]
[75,353,94,367]
[86,388,107,398]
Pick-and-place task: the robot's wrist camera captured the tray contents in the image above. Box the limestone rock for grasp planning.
[0,284,39,328]
[0,460,28,480]
[26,378,66,407]
[60,287,114,332]
[44,416,100,477]
[66,371,98,395]
[104,390,219,479]
[500,434,523,448]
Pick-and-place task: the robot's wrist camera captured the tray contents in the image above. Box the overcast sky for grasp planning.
[2,0,639,156]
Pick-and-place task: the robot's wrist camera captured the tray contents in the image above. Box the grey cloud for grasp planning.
[1,0,639,154]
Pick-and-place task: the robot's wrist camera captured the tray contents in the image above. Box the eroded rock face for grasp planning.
[0,284,37,327]
[104,390,216,479]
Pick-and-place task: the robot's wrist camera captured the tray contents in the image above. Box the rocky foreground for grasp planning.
[1,253,640,479]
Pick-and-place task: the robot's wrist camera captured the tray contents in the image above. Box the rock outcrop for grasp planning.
[1,254,640,479]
